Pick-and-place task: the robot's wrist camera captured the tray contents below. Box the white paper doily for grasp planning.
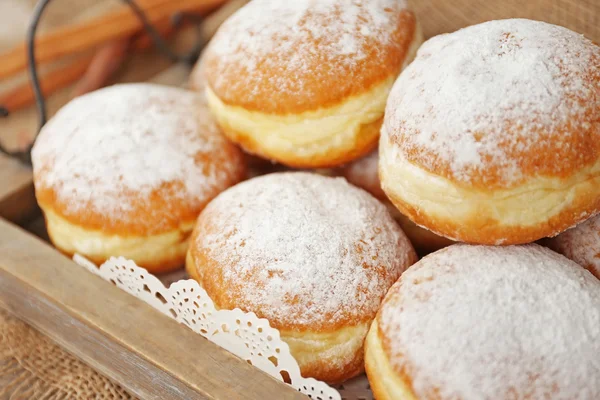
[74,255,374,400]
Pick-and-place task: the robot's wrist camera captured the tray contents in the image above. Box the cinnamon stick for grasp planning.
[0,39,131,114]
[71,40,130,98]
[131,17,178,51]
[0,0,225,80]
[0,55,94,113]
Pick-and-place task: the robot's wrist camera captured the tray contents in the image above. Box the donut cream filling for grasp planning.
[205,78,394,153]
[380,133,600,239]
[281,323,369,371]
[42,207,194,264]
[365,322,417,400]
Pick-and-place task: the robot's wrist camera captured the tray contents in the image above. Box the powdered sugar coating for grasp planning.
[204,0,415,113]
[378,244,600,400]
[191,172,417,331]
[32,83,244,232]
[384,19,600,187]
[546,215,600,279]
[342,150,385,200]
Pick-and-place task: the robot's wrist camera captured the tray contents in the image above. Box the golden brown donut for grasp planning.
[32,83,245,273]
[380,19,600,245]
[342,150,387,200]
[342,150,454,254]
[186,172,417,383]
[545,214,600,279]
[198,0,422,168]
[366,244,600,400]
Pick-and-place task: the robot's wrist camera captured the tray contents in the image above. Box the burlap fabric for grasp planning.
[0,0,598,399]
[0,310,135,400]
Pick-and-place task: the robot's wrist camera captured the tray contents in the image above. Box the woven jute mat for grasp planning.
[0,310,135,400]
[1,0,598,399]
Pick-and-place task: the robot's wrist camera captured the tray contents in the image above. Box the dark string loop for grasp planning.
[0,0,204,166]
[120,0,205,64]
[0,0,52,165]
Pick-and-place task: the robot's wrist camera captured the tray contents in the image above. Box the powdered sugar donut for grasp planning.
[380,19,600,245]
[342,151,386,200]
[186,172,417,383]
[342,150,454,254]
[366,244,600,400]
[199,0,422,168]
[32,83,245,273]
[545,215,600,279]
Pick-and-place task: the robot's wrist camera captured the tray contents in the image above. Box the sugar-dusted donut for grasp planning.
[186,172,417,383]
[32,83,245,273]
[198,0,422,168]
[545,214,600,279]
[366,244,600,400]
[380,19,600,245]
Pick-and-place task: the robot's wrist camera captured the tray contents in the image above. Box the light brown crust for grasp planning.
[219,118,381,169]
[203,3,418,114]
[386,187,600,245]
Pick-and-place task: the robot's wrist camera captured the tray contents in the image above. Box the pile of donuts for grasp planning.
[31,0,600,398]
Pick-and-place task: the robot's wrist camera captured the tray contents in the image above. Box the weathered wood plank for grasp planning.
[0,219,306,400]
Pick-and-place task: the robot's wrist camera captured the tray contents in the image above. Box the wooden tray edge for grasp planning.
[0,218,306,400]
